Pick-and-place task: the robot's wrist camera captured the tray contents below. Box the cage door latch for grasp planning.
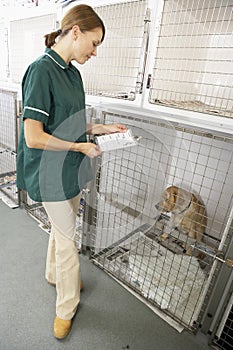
[191,242,233,267]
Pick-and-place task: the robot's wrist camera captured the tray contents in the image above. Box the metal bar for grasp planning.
[135,7,151,94]
[190,241,233,268]
[215,293,233,339]
[209,268,233,335]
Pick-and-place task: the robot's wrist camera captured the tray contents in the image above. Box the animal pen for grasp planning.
[0,0,232,348]
[85,109,233,334]
[0,89,19,207]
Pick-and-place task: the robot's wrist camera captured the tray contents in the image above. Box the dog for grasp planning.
[156,186,207,255]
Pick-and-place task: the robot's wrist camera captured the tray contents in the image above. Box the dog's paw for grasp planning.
[158,233,169,242]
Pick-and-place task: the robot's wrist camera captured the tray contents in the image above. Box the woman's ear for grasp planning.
[72,25,80,40]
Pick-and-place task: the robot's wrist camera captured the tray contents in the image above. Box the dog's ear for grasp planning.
[174,188,191,212]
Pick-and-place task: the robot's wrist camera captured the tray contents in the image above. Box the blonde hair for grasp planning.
[44,4,105,48]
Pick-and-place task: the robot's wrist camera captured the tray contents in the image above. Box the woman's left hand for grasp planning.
[102,123,127,134]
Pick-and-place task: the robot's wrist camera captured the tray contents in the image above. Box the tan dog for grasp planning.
[157,186,207,255]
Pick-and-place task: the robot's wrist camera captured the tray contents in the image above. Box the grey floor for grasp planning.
[0,199,212,350]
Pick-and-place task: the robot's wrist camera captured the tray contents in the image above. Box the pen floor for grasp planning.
[0,199,211,350]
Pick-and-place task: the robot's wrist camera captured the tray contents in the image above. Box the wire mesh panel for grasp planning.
[22,191,50,227]
[88,111,233,331]
[22,190,86,251]
[0,19,9,81]
[9,13,57,83]
[0,89,18,152]
[214,302,233,350]
[149,0,233,118]
[0,88,19,205]
[78,0,149,100]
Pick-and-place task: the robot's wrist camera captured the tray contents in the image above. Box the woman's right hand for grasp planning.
[78,142,102,158]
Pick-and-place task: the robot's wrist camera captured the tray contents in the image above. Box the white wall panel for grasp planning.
[9,13,57,83]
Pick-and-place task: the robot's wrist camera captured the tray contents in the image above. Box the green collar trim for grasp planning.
[44,48,69,69]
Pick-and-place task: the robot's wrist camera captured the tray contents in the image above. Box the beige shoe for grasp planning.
[54,316,72,339]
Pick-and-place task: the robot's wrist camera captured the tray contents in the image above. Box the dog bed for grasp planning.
[127,242,207,325]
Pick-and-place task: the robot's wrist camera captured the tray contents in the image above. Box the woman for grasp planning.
[16,4,126,339]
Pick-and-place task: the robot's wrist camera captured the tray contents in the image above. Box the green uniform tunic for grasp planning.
[16,48,92,202]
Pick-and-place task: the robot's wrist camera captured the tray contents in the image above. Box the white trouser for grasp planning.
[42,193,81,320]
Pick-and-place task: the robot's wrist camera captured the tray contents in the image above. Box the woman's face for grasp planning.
[73,27,103,65]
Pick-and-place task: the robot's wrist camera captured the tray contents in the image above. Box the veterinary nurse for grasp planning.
[16,4,126,340]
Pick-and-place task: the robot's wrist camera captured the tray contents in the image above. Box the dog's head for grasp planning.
[156,186,192,213]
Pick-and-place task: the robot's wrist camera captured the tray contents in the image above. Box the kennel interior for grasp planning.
[148,0,233,118]
[78,0,232,120]
[79,1,233,334]
[0,88,19,206]
[79,0,149,100]
[87,110,233,332]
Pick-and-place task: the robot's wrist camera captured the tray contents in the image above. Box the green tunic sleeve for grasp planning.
[22,61,51,124]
